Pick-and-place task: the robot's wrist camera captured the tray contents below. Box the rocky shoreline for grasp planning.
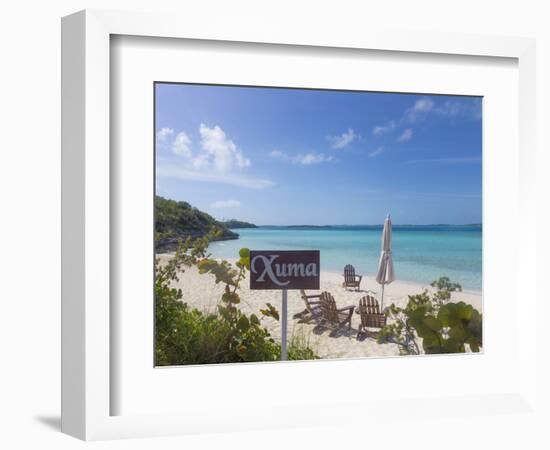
[155,230,239,253]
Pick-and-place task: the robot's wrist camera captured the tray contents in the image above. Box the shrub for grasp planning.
[155,232,318,365]
[377,277,482,355]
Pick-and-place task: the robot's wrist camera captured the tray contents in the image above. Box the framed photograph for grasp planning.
[62,9,538,441]
[153,83,483,365]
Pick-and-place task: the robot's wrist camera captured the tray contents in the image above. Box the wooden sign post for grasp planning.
[249,250,320,361]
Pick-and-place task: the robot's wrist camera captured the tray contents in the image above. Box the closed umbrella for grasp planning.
[376,215,395,310]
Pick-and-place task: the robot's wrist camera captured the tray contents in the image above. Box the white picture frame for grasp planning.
[61,9,538,441]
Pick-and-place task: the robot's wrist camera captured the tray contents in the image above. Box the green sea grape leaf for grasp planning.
[456,302,473,320]
[239,257,250,270]
[438,304,456,326]
[237,315,250,332]
[469,341,481,353]
[222,291,240,304]
[238,248,251,269]
[197,259,238,285]
[422,316,442,332]
[449,322,466,341]
[260,303,280,321]
[421,333,441,353]
[442,337,463,353]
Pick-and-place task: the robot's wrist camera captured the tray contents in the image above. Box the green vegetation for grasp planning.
[222,219,257,229]
[287,328,319,361]
[378,277,482,355]
[155,196,238,252]
[155,231,317,365]
[430,276,462,306]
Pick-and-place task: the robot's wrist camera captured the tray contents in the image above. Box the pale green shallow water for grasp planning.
[208,225,482,290]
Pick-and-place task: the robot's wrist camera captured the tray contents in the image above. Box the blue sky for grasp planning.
[155,83,482,225]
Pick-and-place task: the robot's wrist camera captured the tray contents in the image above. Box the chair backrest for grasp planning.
[358,295,386,328]
[300,289,310,309]
[344,264,356,283]
[320,291,339,322]
[359,295,380,314]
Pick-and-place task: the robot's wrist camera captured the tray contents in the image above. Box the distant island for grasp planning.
[155,196,239,252]
[285,225,333,229]
[222,219,258,229]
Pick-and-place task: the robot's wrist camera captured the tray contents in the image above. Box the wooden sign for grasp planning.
[249,250,320,290]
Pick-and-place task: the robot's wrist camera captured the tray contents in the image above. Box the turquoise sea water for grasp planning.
[208,225,482,290]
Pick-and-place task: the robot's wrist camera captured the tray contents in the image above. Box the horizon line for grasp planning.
[235,223,483,227]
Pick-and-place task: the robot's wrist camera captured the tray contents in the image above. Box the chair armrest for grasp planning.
[304,294,321,299]
[337,305,355,312]
[355,275,363,281]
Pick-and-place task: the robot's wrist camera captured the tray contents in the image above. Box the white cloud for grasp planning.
[157,127,174,142]
[156,124,272,189]
[411,98,434,113]
[405,97,481,122]
[373,97,480,142]
[435,101,462,117]
[210,199,241,209]
[294,153,333,165]
[190,152,209,170]
[329,128,356,149]
[435,99,482,120]
[397,128,414,143]
[368,147,384,157]
[269,149,290,160]
[199,124,251,172]
[372,120,396,136]
[269,149,333,165]
[373,98,434,136]
[404,98,435,123]
[157,166,274,189]
[172,131,192,157]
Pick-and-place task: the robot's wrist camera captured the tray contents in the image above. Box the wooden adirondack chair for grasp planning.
[319,291,355,331]
[293,289,322,322]
[342,264,362,290]
[356,294,387,340]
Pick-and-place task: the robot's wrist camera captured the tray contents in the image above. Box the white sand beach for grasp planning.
[158,254,482,360]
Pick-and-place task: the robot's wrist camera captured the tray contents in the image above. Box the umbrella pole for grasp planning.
[381,284,385,310]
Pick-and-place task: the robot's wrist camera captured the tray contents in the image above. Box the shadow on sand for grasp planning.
[312,323,358,339]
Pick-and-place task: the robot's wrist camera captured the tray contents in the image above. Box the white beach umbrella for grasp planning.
[376,215,395,310]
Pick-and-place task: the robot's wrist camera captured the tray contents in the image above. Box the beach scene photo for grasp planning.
[154,83,483,366]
